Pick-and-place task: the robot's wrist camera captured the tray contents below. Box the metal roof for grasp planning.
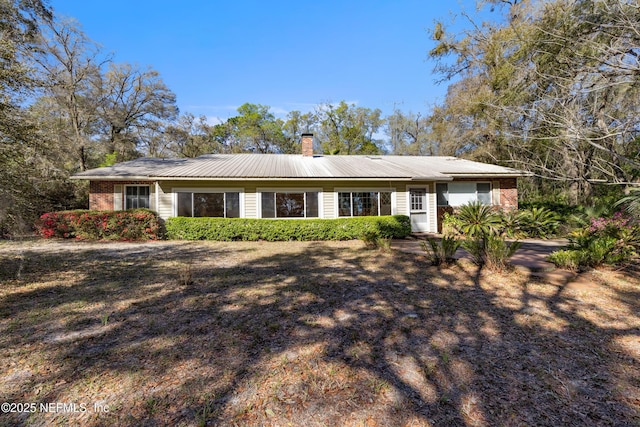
[72,154,526,181]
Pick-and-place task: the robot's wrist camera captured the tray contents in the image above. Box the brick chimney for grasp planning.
[301,133,313,157]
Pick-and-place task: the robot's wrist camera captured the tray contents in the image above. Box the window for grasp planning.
[436,183,449,206]
[410,189,426,211]
[261,191,319,218]
[436,183,492,206]
[125,186,150,209]
[477,183,491,205]
[338,191,392,217]
[177,192,240,217]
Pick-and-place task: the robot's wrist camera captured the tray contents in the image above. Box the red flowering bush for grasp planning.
[36,209,162,240]
[37,212,74,238]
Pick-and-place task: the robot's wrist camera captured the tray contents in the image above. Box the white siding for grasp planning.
[157,182,172,218]
[427,183,437,233]
[113,185,123,210]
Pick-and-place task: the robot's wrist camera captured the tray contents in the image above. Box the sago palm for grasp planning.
[454,201,502,238]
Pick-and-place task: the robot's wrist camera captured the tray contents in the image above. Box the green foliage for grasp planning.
[461,235,520,270]
[519,199,621,236]
[441,212,463,236]
[165,215,411,242]
[453,202,502,238]
[518,207,560,238]
[361,230,392,250]
[36,209,162,240]
[483,235,521,271]
[498,209,524,238]
[445,202,561,239]
[547,249,586,271]
[615,188,640,219]
[421,236,461,266]
[461,238,486,266]
[317,101,385,155]
[548,212,640,270]
[99,151,118,167]
[428,0,640,203]
[449,202,521,270]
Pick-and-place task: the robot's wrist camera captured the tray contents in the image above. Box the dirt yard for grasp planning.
[0,239,638,426]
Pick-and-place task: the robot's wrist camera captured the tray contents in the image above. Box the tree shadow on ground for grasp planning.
[0,240,638,426]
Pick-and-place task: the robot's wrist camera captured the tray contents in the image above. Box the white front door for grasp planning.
[409,188,429,232]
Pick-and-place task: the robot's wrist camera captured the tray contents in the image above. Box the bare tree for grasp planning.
[93,63,178,161]
[428,0,640,203]
[32,17,109,170]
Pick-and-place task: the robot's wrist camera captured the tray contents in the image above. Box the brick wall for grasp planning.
[497,178,518,210]
[89,181,152,211]
[89,181,114,210]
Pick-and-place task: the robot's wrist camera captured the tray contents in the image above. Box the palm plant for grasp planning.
[453,202,502,238]
[615,188,640,219]
[421,236,461,266]
[520,207,560,238]
[454,202,520,270]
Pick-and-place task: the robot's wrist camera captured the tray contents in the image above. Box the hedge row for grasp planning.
[165,215,411,241]
[37,209,162,240]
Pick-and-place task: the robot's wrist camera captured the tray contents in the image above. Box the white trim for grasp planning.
[155,181,159,212]
[171,187,245,218]
[256,187,324,219]
[436,181,493,207]
[492,180,501,205]
[407,185,430,232]
[113,184,123,210]
[333,187,397,218]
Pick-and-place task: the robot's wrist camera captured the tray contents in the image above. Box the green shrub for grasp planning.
[484,235,521,271]
[454,202,502,238]
[446,202,522,271]
[441,212,463,236]
[461,238,485,266]
[498,209,525,238]
[548,212,640,269]
[421,236,461,266]
[165,215,411,241]
[461,235,520,270]
[361,230,392,250]
[36,209,162,240]
[547,249,587,271]
[518,207,560,238]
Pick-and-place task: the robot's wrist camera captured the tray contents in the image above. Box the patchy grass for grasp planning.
[0,239,638,426]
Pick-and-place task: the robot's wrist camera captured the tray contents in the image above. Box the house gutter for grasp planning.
[69,175,155,181]
[447,173,531,178]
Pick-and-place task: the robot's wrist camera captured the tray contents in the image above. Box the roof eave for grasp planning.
[447,172,530,178]
[411,176,453,181]
[149,176,419,181]
[70,175,153,180]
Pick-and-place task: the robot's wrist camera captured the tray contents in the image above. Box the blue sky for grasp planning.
[50,0,495,122]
